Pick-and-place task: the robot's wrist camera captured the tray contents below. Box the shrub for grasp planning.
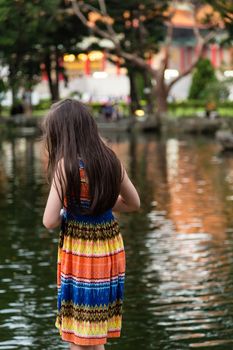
[189,58,217,100]
[34,98,51,110]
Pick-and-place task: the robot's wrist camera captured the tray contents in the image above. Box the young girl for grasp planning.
[42,99,140,350]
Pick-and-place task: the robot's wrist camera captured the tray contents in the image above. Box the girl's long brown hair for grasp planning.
[42,99,122,216]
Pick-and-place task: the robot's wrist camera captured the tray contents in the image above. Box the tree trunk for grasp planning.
[142,69,154,114]
[155,79,168,114]
[44,51,60,103]
[11,85,17,106]
[128,68,141,114]
[9,65,18,106]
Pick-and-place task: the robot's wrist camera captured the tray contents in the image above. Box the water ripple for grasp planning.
[1,135,233,349]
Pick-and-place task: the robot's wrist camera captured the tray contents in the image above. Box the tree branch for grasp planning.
[97,0,121,45]
[70,0,153,72]
[71,0,123,51]
[161,24,173,75]
[167,22,215,90]
[98,0,107,15]
[69,0,90,28]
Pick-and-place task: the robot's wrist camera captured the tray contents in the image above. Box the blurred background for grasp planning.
[1,1,233,349]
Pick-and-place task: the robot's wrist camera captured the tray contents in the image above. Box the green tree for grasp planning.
[75,0,167,113]
[70,0,218,121]
[0,0,60,104]
[189,58,217,100]
[37,1,87,101]
[71,0,169,115]
[0,0,87,104]
[106,0,168,113]
[203,79,231,103]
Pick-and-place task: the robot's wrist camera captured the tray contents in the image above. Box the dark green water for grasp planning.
[1,132,233,349]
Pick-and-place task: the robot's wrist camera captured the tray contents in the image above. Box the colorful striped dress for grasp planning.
[55,160,126,346]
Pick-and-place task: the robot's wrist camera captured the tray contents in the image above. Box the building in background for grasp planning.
[163,2,233,100]
[36,50,130,104]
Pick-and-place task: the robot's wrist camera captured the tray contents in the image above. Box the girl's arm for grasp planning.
[113,168,140,212]
[43,168,63,230]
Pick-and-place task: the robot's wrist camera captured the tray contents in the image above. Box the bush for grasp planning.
[189,58,217,100]
[89,101,129,117]
[203,79,231,103]
[169,100,206,110]
[34,98,51,110]
[168,100,233,118]
[168,100,233,110]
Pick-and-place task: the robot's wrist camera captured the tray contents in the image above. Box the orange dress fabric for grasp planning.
[55,160,126,345]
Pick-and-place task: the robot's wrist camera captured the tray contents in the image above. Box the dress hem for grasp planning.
[60,330,121,346]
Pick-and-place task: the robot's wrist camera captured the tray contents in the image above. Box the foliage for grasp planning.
[31,99,233,119]
[70,0,225,114]
[168,99,233,118]
[0,0,60,98]
[0,0,231,112]
[82,0,169,111]
[106,0,168,56]
[188,58,218,100]
[0,78,6,105]
[83,0,169,57]
[33,98,52,111]
[0,0,87,103]
[169,100,233,110]
[204,0,233,43]
[168,106,233,118]
[203,78,231,102]
[189,56,232,103]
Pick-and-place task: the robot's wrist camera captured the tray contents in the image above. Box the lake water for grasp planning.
[1,132,233,349]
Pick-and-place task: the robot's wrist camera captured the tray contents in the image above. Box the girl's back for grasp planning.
[56,156,126,346]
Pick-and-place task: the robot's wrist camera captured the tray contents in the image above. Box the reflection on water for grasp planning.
[1,133,233,349]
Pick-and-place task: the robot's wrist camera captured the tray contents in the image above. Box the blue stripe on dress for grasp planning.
[79,159,85,168]
[58,278,124,307]
[61,276,125,288]
[63,208,115,224]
